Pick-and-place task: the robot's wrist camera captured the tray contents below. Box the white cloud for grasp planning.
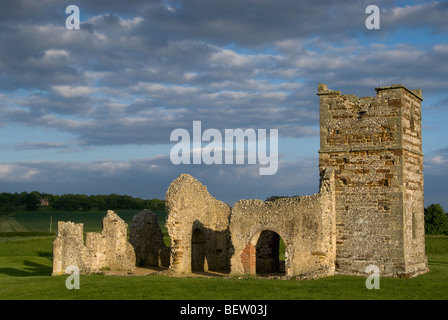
[89,160,132,175]
[429,155,445,165]
[43,49,70,60]
[209,49,251,67]
[389,3,430,19]
[0,164,40,181]
[426,154,448,167]
[434,44,448,54]
[51,85,96,98]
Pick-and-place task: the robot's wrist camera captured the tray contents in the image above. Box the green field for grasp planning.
[1,208,170,245]
[0,209,447,300]
[7,208,167,233]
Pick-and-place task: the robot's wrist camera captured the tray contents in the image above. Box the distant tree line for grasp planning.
[0,191,165,214]
[1,191,448,235]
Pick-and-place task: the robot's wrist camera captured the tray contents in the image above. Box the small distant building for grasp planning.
[38,198,50,207]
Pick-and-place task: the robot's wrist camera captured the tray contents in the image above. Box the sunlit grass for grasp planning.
[0,235,447,300]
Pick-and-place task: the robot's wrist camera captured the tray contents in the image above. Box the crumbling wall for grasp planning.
[165,174,232,274]
[229,168,336,278]
[52,221,85,275]
[129,209,170,268]
[52,210,135,275]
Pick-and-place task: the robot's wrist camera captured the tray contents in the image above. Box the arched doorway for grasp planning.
[191,228,206,272]
[255,230,285,275]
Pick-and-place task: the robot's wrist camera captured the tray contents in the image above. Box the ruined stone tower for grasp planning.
[53,83,429,280]
[318,83,428,277]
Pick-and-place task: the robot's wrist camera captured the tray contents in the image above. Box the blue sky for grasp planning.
[0,0,447,209]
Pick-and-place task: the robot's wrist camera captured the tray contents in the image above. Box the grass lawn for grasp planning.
[0,233,447,300]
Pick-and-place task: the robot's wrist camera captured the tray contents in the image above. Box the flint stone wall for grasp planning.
[230,168,336,278]
[129,209,170,268]
[165,174,232,274]
[52,210,135,275]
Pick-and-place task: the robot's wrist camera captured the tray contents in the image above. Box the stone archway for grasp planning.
[255,230,285,275]
[230,171,336,279]
[191,228,206,272]
[239,228,288,276]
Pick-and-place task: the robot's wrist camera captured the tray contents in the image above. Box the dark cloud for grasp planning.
[1,3,447,146]
[14,141,67,150]
[0,0,447,206]
[139,0,397,46]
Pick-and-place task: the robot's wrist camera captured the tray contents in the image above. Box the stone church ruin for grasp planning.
[53,83,428,279]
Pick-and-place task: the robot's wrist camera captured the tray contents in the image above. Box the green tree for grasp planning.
[147,198,165,211]
[78,194,92,211]
[0,193,15,215]
[10,192,22,207]
[23,192,40,211]
[90,195,108,211]
[425,204,448,235]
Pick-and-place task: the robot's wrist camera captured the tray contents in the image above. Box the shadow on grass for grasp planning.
[0,259,52,277]
[427,258,448,266]
[37,251,52,258]
[190,270,231,278]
